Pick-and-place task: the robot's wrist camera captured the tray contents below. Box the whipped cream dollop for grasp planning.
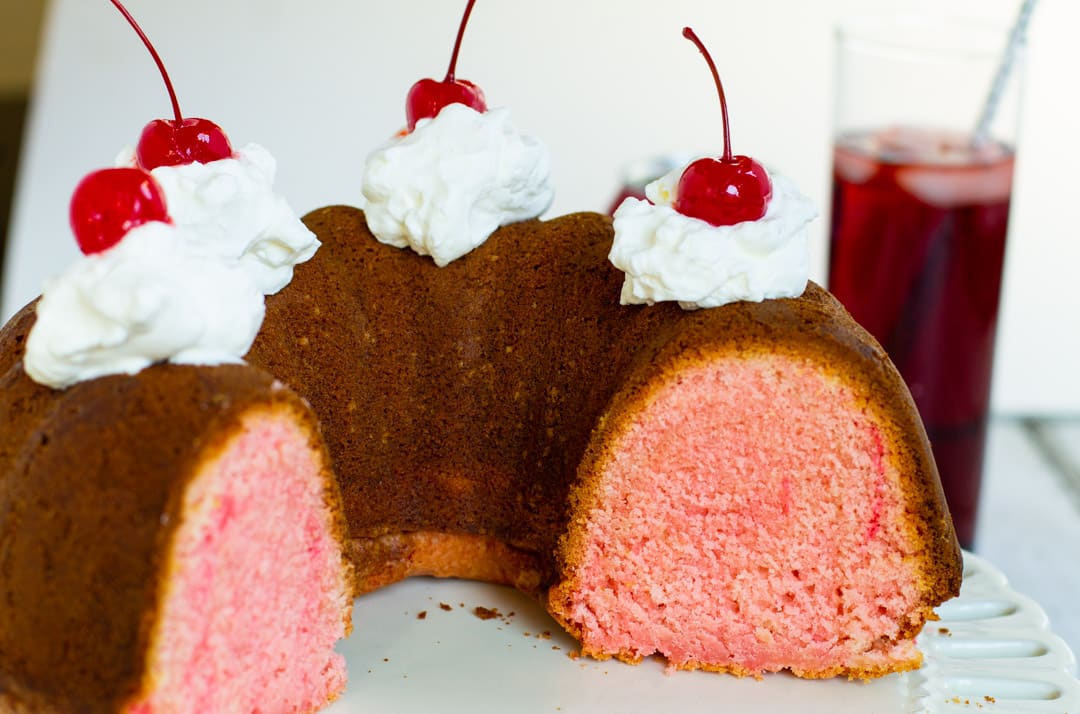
[24,224,264,389]
[121,143,319,294]
[610,163,817,310]
[360,103,554,267]
[25,144,316,389]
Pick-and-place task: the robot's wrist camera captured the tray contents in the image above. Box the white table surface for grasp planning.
[976,418,1080,658]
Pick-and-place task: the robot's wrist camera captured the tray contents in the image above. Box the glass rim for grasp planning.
[836,14,1014,61]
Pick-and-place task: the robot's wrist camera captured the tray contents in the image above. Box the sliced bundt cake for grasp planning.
[0,304,353,713]
[248,206,961,677]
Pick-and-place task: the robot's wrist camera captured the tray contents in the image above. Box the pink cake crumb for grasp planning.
[567,353,923,676]
[124,410,351,713]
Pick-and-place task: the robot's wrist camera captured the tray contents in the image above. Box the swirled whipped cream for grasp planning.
[119,143,318,294]
[360,103,554,266]
[24,223,264,389]
[25,144,317,389]
[610,163,817,310]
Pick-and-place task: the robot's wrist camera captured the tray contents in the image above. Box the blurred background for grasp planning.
[0,0,1078,658]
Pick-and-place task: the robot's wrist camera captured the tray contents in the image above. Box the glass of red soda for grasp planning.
[828,16,1025,549]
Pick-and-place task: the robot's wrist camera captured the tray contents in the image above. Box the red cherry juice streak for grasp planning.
[828,128,1014,549]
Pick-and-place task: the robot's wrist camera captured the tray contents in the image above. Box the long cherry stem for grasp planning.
[445,0,477,82]
[682,27,732,163]
[109,0,183,123]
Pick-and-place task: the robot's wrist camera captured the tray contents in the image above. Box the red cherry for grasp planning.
[109,0,233,169]
[137,117,233,170]
[70,168,170,255]
[405,0,488,131]
[674,156,773,226]
[672,27,772,227]
[406,78,487,131]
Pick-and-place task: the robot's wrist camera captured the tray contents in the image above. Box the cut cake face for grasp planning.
[551,349,949,678]
[125,409,352,713]
[0,323,353,713]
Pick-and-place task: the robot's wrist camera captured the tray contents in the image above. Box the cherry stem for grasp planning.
[444,0,477,83]
[682,27,732,163]
[109,0,183,124]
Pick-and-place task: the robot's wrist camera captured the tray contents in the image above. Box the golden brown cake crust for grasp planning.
[250,207,660,583]
[348,531,545,596]
[0,303,350,712]
[251,206,961,617]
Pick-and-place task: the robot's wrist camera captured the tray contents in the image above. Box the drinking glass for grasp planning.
[828,15,1025,549]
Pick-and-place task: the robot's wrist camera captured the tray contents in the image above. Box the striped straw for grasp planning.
[973,0,1039,145]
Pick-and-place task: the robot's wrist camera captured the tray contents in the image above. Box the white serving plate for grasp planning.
[325,552,1079,713]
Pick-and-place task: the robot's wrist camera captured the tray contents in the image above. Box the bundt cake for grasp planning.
[247,205,962,678]
[0,6,961,702]
[0,304,353,712]
[0,203,962,709]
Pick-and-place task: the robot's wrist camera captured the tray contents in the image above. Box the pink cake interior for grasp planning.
[566,353,924,676]
[125,410,350,713]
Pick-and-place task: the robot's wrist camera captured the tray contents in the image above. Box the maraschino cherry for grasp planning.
[405,0,488,131]
[108,0,233,170]
[70,167,170,255]
[673,27,772,227]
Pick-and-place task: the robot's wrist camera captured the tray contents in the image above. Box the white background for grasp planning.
[4,0,1078,413]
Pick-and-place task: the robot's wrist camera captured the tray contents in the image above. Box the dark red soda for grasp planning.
[828,127,1015,549]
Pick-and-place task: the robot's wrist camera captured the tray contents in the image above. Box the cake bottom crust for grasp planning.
[348,532,547,598]
[575,639,925,680]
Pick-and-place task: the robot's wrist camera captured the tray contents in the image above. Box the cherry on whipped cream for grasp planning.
[405,0,488,132]
[70,168,170,255]
[673,27,772,227]
[108,0,233,170]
